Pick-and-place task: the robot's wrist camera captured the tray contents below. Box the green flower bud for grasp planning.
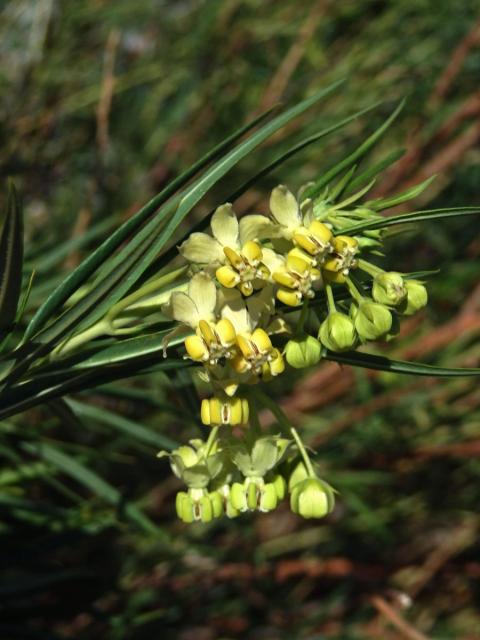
[271,473,286,500]
[287,461,310,492]
[372,272,407,307]
[290,478,335,519]
[353,300,392,341]
[318,312,357,352]
[402,280,428,316]
[229,477,279,513]
[175,488,224,523]
[285,334,322,369]
[258,483,278,512]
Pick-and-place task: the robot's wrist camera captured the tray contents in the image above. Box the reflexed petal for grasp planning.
[169,291,199,327]
[220,289,253,334]
[211,203,239,248]
[261,248,284,274]
[179,232,224,263]
[270,185,301,230]
[239,214,276,243]
[188,272,217,318]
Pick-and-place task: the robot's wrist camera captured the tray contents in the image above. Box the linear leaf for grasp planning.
[304,100,405,199]
[21,441,164,536]
[339,206,480,235]
[324,349,480,376]
[346,148,405,193]
[0,181,24,333]
[65,398,178,450]
[23,106,277,342]
[24,82,343,358]
[365,175,436,210]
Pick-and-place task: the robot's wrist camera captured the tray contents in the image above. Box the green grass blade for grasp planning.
[365,175,436,210]
[324,349,480,376]
[0,181,24,334]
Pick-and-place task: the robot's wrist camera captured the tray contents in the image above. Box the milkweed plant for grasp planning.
[1,83,479,528]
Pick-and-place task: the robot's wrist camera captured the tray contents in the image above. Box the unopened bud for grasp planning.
[372,272,407,306]
[285,334,322,368]
[402,280,428,316]
[319,312,357,352]
[290,478,335,519]
[354,300,392,341]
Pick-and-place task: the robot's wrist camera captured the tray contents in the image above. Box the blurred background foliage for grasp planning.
[1,0,480,638]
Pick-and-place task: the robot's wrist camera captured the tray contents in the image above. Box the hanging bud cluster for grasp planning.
[159,179,429,523]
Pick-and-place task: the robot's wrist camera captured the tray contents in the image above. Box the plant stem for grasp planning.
[357,258,383,277]
[251,388,291,438]
[205,426,219,457]
[290,426,316,477]
[345,275,364,303]
[296,301,309,333]
[325,284,336,313]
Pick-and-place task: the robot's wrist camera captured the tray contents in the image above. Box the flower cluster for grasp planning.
[159,433,334,523]
[161,183,428,523]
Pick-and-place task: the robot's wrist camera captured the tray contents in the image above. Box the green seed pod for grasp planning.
[354,300,392,341]
[402,280,428,316]
[318,312,357,352]
[372,272,407,306]
[285,334,322,369]
[290,478,335,519]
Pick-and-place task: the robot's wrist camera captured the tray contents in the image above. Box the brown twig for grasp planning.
[369,595,430,640]
[96,28,121,154]
[258,1,327,111]
[430,20,480,104]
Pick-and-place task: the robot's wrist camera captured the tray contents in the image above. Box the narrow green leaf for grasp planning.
[346,148,405,193]
[24,106,278,342]
[324,349,480,376]
[28,81,343,349]
[304,100,405,199]
[0,181,24,333]
[21,441,164,536]
[65,398,178,450]
[149,101,381,277]
[339,206,480,236]
[365,175,436,210]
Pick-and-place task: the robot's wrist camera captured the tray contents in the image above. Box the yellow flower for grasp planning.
[273,250,321,307]
[179,203,270,295]
[322,235,359,283]
[232,328,285,378]
[200,396,249,426]
[165,273,237,364]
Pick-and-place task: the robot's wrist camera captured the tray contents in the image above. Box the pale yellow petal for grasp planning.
[210,203,239,248]
[261,248,285,274]
[188,272,217,319]
[168,291,200,327]
[270,185,301,230]
[239,214,276,243]
[179,232,224,263]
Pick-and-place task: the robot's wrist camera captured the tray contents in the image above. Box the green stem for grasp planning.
[205,426,219,457]
[345,276,364,303]
[290,426,316,477]
[296,301,309,333]
[357,259,383,277]
[251,388,291,438]
[325,284,336,313]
